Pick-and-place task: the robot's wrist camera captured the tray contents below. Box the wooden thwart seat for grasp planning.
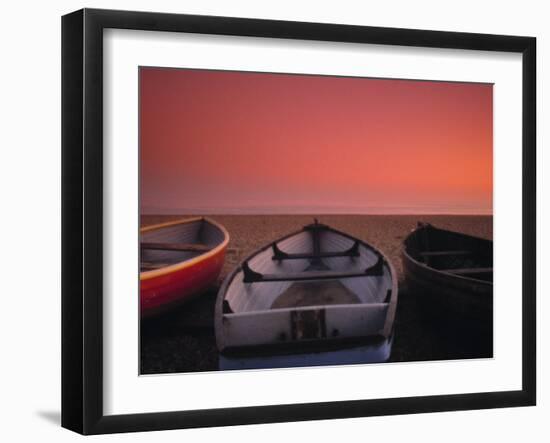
[272,240,360,261]
[140,242,212,252]
[242,254,384,283]
[442,267,493,276]
[419,250,472,258]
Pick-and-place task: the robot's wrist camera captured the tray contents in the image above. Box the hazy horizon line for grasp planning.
[141,211,493,217]
[141,205,492,216]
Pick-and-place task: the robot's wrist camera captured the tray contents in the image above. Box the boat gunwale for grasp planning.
[140,216,230,281]
[223,301,390,318]
[402,224,493,287]
[215,224,398,351]
[220,332,391,358]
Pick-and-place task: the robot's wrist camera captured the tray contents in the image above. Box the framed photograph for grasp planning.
[61,8,536,434]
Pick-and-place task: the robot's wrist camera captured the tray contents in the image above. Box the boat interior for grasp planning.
[140,218,225,272]
[223,223,394,314]
[404,224,493,282]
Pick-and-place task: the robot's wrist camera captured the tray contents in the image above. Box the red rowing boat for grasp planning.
[140,217,229,317]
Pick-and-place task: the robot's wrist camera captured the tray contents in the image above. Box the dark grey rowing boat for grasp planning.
[215,221,398,362]
[402,222,493,338]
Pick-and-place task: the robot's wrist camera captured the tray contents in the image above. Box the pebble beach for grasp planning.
[140,214,493,374]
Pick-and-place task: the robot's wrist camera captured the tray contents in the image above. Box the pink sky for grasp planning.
[140,68,492,214]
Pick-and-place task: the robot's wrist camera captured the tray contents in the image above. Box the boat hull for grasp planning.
[141,247,226,316]
[140,217,229,317]
[216,222,398,361]
[219,336,393,370]
[402,224,493,346]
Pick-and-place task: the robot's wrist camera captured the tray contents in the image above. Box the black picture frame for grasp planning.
[61,8,536,435]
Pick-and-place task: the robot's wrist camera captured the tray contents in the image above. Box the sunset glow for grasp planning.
[140,68,492,215]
